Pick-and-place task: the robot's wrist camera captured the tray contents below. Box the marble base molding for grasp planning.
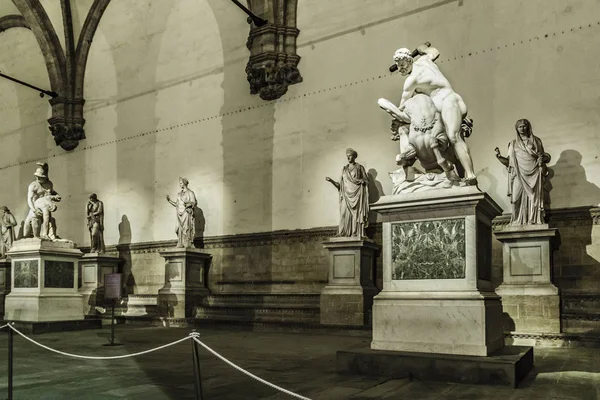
[79,253,122,315]
[319,238,380,326]
[158,248,211,319]
[370,186,505,356]
[494,224,560,333]
[4,238,84,322]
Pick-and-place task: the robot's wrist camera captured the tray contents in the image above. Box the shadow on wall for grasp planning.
[193,205,206,248]
[367,168,384,229]
[549,150,600,208]
[207,0,277,296]
[117,214,134,295]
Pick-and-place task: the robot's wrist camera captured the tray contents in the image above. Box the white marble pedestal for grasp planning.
[5,238,84,322]
[79,253,122,315]
[494,224,560,334]
[0,258,10,318]
[157,248,211,319]
[370,186,505,356]
[320,238,380,326]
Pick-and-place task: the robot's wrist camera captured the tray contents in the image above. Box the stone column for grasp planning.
[5,239,84,322]
[78,253,122,315]
[0,258,10,319]
[320,238,380,326]
[157,248,211,319]
[494,225,560,334]
[370,186,505,356]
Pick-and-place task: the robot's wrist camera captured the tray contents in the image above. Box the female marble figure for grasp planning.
[495,119,551,225]
[86,193,105,253]
[326,149,369,238]
[0,206,17,258]
[166,177,197,248]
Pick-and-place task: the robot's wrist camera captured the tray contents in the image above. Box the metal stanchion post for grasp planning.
[110,299,115,345]
[191,337,204,400]
[8,325,13,400]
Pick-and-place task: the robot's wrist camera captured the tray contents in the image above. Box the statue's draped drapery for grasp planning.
[175,189,197,248]
[507,134,546,225]
[338,164,369,237]
[87,200,105,253]
[0,212,17,257]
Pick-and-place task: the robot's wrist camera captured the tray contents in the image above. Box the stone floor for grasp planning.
[0,324,598,399]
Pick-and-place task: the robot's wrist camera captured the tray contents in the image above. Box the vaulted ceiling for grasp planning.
[0,0,301,151]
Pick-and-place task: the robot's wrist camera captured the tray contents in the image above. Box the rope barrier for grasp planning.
[6,323,191,360]
[2,324,312,399]
[191,334,312,400]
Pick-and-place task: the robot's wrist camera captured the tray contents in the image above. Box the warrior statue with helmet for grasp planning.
[23,162,62,240]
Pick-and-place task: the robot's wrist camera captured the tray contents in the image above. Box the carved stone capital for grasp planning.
[48,117,85,151]
[245,0,301,100]
[246,58,302,100]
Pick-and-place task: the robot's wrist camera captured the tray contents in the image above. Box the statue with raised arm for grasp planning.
[166,177,197,248]
[87,193,105,253]
[23,163,61,240]
[0,206,17,257]
[382,43,477,185]
[495,119,551,225]
[326,148,369,238]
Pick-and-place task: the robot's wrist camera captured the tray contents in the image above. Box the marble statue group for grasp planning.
[324,42,551,238]
[0,161,201,259]
[0,43,552,260]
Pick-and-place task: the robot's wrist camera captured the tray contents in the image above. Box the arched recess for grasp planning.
[11,0,112,151]
[245,0,302,100]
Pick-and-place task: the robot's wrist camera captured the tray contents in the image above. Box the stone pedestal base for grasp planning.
[79,253,122,315]
[337,345,534,387]
[494,225,560,334]
[372,291,504,356]
[320,238,379,326]
[371,186,505,356]
[0,259,10,318]
[5,238,83,322]
[158,248,211,319]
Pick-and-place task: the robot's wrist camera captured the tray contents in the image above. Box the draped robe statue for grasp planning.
[87,193,105,253]
[326,149,369,238]
[0,206,17,258]
[495,119,550,225]
[166,177,197,248]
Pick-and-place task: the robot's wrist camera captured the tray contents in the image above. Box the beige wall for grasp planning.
[1,0,600,251]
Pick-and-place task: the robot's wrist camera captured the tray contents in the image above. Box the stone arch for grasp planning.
[11,0,67,92]
[73,0,111,99]
[0,14,29,33]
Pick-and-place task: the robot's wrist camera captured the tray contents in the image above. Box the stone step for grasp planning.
[195,293,321,324]
[561,312,600,334]
[195,305,320,324]
[561,292,600,314]
[200,293,320,309]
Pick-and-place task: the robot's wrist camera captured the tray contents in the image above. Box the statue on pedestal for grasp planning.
[23,163,61,240]
[166,177,197,248]
[378,43,477,193]
[0,206,17,258]
[86,193,105,253]
[326,148,369,238]
[495,119,551,225]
